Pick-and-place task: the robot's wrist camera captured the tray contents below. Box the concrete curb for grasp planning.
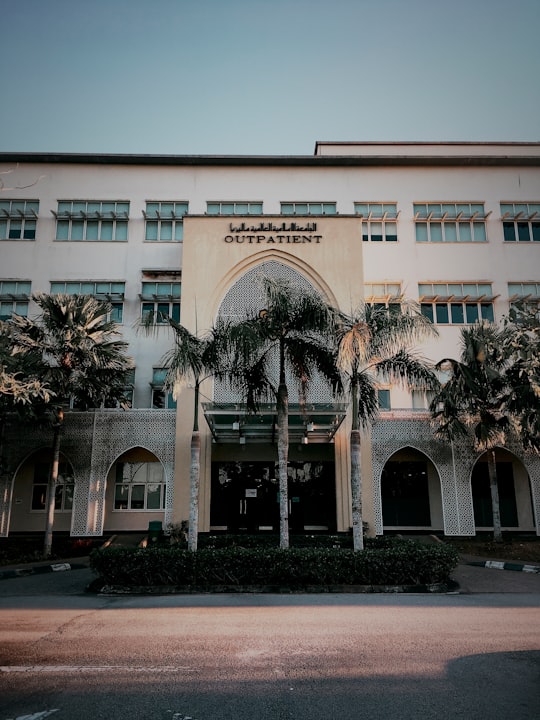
[0,561,88,580]
[97,581,454,595]
[466,560,540,574]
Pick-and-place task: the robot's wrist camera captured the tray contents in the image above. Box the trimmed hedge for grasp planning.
[89,539,459,589]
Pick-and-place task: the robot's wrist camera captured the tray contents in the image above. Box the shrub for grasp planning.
[89,538,459,589]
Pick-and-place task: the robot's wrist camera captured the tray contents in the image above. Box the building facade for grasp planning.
[1,142,539,538]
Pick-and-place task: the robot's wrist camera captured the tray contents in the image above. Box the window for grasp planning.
[364,282,402,309]
[501,203,540,242]
[354,203,398,241]
[150,368,177,409]
[31,462,74,512]
[140,281,181,324]
[144,201,188,241]
[508,282,540,313]
[377,389,391,410]
[419,282,495,324]
[103,369,135,409]
[414,203,488,243]
[280,202,336,215]
[114,461,165,510]
[0,200,38,240]
[54,201,129,241]
[207,201,262,215]
[0,280,31,320]
[50,281,125,323]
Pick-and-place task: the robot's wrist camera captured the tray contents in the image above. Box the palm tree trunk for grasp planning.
[349,379,364,551]
[350,429,363,551]
[277,380,289,549]
[188,381,201,552]
[187,431,201,551]
[487,448,503,543]
[44,410,63,558]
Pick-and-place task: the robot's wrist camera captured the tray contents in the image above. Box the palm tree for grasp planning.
[227,276,340,549]
[430,323,509,543]
[0,320,52,495]
[156,317,231,551]
[336,302,439,550]
[10,294,132,557]
[501,303,540,454]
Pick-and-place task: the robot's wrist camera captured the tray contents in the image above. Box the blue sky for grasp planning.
[1,0,539,155]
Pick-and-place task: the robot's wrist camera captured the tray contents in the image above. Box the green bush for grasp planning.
[90,539,459,589]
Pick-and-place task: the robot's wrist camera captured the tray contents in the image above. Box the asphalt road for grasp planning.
[0,566,539,720]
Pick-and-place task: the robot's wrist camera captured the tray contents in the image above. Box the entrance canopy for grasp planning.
[203,402,348,444]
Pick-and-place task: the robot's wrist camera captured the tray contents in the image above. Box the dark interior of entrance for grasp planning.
[381,460,431,527]
[211,461,336,532]
[472,461,518,527]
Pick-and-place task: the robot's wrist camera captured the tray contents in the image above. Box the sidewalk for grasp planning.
[451,554,540,593]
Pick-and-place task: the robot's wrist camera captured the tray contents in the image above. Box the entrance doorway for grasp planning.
[382,460,431,527]
[210,461,336,532]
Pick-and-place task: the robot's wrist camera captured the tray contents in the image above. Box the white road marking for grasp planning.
[5,710,59,720]
[0,666,190,673]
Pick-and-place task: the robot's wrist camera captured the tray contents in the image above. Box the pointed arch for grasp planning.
[7,447,76,534]
[379,445,444,531]
[210,250,340,320]
[102,445,167,533]
[471,447,535,531]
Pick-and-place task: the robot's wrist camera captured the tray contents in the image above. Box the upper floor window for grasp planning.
[207,201,262,215]
[54,201,129,241]
[364,282,402,310]
[354,203,398,242]
[419,282,495,324]
[0,200,38,240]
[0,280,31,320]
[144,202,188,242]
[501,203,540,242]
[150,368,177,409]
[508,282,540,312]
[50,281,125,323]
[414,203,488,243]
[140,281,181,324]
[377,388,391,410]
[281,202,336,215]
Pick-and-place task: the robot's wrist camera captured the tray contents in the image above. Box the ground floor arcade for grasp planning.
[1,409,538,540]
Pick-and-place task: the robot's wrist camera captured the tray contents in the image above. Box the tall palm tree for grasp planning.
[156,317,231,551]
[430,322,509,543]
[501,303,540,454]
[336,302,438,550]
[10,294,132,557]
[227,276,340,549]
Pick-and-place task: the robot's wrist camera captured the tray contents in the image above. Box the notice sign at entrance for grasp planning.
[245,489,258,498]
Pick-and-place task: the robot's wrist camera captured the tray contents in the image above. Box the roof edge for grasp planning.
[1,150,540,168]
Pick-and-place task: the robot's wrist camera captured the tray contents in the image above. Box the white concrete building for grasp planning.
[1,142,539,539]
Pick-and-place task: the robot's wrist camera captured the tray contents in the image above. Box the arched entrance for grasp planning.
[381,447,443,531]
[471,449,534,531]
[9,448,75,534]
[103,447,166,532]
[206,260,341,533]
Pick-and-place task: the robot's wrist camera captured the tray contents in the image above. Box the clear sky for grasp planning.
[1,0,539,155]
